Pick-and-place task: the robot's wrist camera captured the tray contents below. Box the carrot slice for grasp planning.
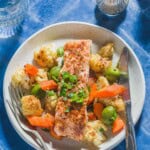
[39,80,58,91]
[88,112,96,121]
[112,117,125,134]
[88,83,97,105]
[50,127,62,140]
[27,114,54,128]
[24,64,38,77]
[88,77,96,86]
[95,84,126,99]
[94,103,104,119]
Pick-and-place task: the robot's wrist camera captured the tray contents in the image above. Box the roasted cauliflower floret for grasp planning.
[35,69,48,83]
[97,76,109,89]
[11,68,33,89]
[21,95,43,116]
[113,98,125,112]
[84,120,107,146]
[90,54,112,73]
[44,95,58,113]
[98,43,114,59]
[101,97,125,112]
[34,46,57,68]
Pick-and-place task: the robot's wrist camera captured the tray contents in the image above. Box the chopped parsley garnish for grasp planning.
[62,82,73,89]
[60,87,67,96]
[70,93,79,102]
[75,98,84,103]
[62,72,77,83]
[60,72,86,105]
[62,72,70,81]
[78,89,87,98]
[69,75,77,83]
[60,72,78,98]
[68,89,87,104]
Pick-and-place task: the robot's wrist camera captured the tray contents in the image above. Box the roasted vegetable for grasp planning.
[94,103,104,119]
[88,83,97,105]
[90,54,112,73]
[21,95,43,116]
[24,64,38,77]
[34,46,57,68]
[31,83,46,99]
[112,117,125,134]
[57,47,64,57]
[11,69,32,89]
[88,112,96,121]
[95,84,126,99]
[35,69,48,83]
[97,76,109,89]
[101,97,125,112]
[105,67,127,82]
[31,84,41,95]
[98,43,114,59]
[48,66,61,82]
[83,120,107,146]
[102,106,117,125]
[27,113,54,128]
[45,94,58,113]
[39,80,58,91]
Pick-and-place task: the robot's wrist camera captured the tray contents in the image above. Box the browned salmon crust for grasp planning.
[54,40,91,140]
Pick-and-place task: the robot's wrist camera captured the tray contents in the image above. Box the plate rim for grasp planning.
[3,21,146,150]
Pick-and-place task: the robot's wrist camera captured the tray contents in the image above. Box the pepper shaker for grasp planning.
[96,0,129,16]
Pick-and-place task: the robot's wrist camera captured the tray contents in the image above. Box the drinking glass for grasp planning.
[0,0,28,38]
[96,0,129,16]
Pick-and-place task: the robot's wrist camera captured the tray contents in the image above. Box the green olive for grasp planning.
[105,67,121,77]
[57,47,64,57]
[105,75,118,82]
[102,106,117,125]
[31,84,46,99]
[120,71,128,78]
[31,84,41,95]
[105,67,128,82]
[49,66,61,81]
[47,90,56,96]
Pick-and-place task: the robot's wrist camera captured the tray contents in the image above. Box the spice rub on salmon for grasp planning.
[54,40,91,140]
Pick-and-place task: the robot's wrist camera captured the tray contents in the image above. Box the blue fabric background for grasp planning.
[0,0,149,149]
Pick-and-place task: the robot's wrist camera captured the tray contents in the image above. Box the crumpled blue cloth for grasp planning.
[0,0,149,149]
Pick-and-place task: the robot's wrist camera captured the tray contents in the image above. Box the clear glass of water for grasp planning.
[0,0,28,38]
[96,0,129,16]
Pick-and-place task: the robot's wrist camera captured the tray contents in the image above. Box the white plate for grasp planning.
[3,22,145,150]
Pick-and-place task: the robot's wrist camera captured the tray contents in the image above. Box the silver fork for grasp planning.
[7,84,48,150]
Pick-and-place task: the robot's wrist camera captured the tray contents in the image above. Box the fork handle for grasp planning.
[125,101,137,150]
[6,100,47,150]
[34,131,48,150]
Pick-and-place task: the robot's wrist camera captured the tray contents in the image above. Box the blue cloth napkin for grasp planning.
[0,0,149,149]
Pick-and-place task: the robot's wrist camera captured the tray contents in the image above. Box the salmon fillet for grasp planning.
[54,40,91,140]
